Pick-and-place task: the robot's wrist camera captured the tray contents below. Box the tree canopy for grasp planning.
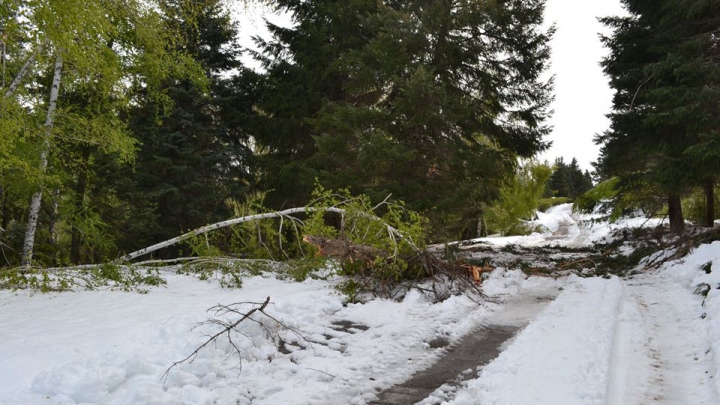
[1,0,556,266]
[248,0,554,238]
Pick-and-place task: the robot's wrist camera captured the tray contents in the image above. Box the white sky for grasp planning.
[540,0,627,171]
[233,0,628,172]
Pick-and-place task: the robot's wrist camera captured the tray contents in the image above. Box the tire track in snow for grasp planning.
[608,276,718,405]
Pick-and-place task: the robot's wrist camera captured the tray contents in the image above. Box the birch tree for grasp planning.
[20,55,61,266]
[1,0,205,266]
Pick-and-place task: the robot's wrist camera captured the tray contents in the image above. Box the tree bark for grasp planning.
[21,54,62,267]
[1,184,8,231]
[668,193,685,235]
[70,149,90,264]
[48,189,60,245]
[0,184,4,230]
[704,178,715,228]
[3,46,40,98]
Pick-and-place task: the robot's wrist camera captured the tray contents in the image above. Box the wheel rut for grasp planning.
[369,325,517,405]
[370,291,558,405]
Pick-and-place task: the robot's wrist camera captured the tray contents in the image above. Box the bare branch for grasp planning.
[163,296,271,381]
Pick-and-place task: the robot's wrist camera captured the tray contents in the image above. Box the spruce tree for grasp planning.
[250,0,553,238]
[120,0,252,254]
[598,0,720,232]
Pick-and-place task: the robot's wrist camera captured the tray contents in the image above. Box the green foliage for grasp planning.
[305,183,427,255]
[247,0,553,236]
[682,187,720,224]
[484,161,552,235]
[176,258,275,289]
[117,0,251,257]
[573,178,621,215]
[544,157,593,199]
[0,264,165,293]
[537,197,572,212]
[574,177,665,222]
[278,257,334,282]
[170,185,429,296]
[0,0,208,266]
[597,0,720,230]
[302,184,430,298]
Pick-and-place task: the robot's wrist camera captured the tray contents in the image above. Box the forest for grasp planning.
[0,0,717,270]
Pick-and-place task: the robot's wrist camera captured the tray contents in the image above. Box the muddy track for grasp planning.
[369,324,518,405]
[369,291,559,405]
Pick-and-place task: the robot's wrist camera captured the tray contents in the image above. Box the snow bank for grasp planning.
[661,241,720,396]
[448,276,623,405]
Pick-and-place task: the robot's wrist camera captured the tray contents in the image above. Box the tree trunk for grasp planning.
[118,205,413,263]
[704,179,715,228]
[0,184,4,230]
[48,189,60,245]
[3,45,41,98]
[668,194,685,235]
[1,184,8,231]
[70,149,90,264]
[21,54,62,267]
[477,217,487,238]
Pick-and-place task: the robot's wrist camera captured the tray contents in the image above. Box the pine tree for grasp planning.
[250,0,553,238]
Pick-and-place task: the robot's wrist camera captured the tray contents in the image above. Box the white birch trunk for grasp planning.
[21,55,62,267]
[4,46,41,98]
[118,206,413,263]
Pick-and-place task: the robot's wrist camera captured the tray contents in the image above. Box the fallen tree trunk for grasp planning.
[302,235,383,264]
[117,206,414,263]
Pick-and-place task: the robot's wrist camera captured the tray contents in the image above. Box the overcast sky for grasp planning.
[233,0,628,172]
[540,0,627,171]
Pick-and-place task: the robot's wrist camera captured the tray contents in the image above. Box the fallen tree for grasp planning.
[114,188,486,300]
[2,188,488,299]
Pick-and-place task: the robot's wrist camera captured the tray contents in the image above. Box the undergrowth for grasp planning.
[0,264,165,293]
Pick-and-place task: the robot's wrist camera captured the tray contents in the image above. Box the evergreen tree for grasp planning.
[598,0,720,232]
[120,0,252,254]
[250,0,553,238]
[543,157,592,199]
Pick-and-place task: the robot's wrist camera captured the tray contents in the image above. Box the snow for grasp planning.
[449,276,623,405]
[462,203,668,249]
[2,204,719,405]
[0,270,552,405]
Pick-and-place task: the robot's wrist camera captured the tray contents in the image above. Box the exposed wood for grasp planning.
[459,262,492,284]
[302,235,382,263]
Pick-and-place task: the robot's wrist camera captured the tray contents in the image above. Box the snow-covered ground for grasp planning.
[1,204,719,404]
